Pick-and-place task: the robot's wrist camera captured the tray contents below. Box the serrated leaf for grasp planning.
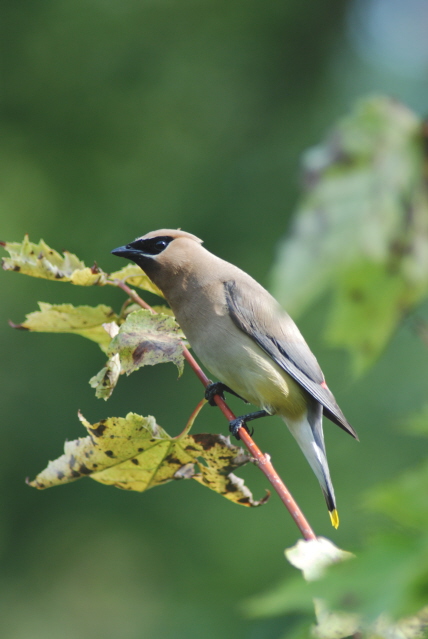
[109,263,164,297]
[271,96,428,373]
[108,309,185,376]
[1,235,108,285]
[28,412,266,507]
[16,303,118,353]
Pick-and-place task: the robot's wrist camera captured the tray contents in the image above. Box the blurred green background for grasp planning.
[1,1,428,637]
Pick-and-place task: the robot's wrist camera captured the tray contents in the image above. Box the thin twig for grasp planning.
[110,277,317,541]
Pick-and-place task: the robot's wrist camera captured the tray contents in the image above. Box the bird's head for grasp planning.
[111,229,204,287]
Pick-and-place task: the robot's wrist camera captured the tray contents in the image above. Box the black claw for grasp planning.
[228,410,269,440]
[229,418,246,440]
[229,419,255,440]
[204,382,249,406]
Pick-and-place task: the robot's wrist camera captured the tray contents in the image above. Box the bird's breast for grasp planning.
[177,304,307,420]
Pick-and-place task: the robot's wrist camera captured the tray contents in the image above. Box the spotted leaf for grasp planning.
[1,235,108,285]
[28,412,267,507]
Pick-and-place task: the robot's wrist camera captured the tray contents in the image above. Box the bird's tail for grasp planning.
[283,401,339,528]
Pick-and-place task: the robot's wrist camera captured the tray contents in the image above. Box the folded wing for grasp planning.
[224,280,358,440]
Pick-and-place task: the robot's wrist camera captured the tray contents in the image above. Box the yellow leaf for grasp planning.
[28,412,267,507]
[109,264,164,297]
[16,303,118,353]
[1,235,108,285]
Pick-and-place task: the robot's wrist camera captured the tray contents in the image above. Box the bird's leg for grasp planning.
[204,381,249,407]
[229,410,270,440]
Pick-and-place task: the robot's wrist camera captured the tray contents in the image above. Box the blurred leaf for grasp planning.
[365,460,428,530]
[285,537,354,582]
[312,598,360,638]
[324,261,419,373]
[242,570,314,619]
[28,411,266,507]
[243,538,353,619]
[271,96,428,373]
[109,263,164,297]
[1,235,108,285]
[13,302,118,353]
[279,621,314,639]
[312,601,428,639]
[403,403,428,437]
[108,309,185,376]
[312,532,428,622]
[246,532,428,622]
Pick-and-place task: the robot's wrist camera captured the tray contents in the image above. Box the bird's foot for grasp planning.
[228,410,269,440]
[204,382,248,407]
[229,418,253,440]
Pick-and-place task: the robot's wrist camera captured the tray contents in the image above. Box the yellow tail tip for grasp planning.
[329,509,340,529]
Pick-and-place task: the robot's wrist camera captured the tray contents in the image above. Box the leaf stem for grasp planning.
[110,277,317,541]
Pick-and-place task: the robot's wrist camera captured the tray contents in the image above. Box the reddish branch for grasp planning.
[113,279,317,541]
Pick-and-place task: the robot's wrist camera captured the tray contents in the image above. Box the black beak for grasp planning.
[111,245,137,259]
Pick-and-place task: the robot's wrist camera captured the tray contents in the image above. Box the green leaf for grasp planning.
[312,599,360,639]
[242,538,354,619]
[271,96,428,373]
[313,532,428,622]
[1,235,108,285]
[324,261,418,373]
[403,403,428,438]
[28,412,266,507]
[108,309,185,376]
[109,263,164,297]
[14,303,118,353]
[365,459,428,530]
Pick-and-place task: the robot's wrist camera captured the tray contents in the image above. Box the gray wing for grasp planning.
[224,280,358,440]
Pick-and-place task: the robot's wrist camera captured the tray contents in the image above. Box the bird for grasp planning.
[111,229,358,528]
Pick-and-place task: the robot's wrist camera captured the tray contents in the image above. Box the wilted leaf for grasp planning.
[271,97,428,373]
[108,309,185,376]
[285,537,354,582]
[28,412,265,507]
[89,322,121,398]
[109,263,164,297]
[1,235,108,285]
[89,354,121,399]
[14,303,118,353]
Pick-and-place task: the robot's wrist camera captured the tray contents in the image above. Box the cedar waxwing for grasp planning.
[112,229,358,528]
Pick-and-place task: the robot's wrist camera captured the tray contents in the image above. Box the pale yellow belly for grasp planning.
[191,323,308,420]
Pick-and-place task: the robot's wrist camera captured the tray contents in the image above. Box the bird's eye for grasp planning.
[128,235,173,256]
